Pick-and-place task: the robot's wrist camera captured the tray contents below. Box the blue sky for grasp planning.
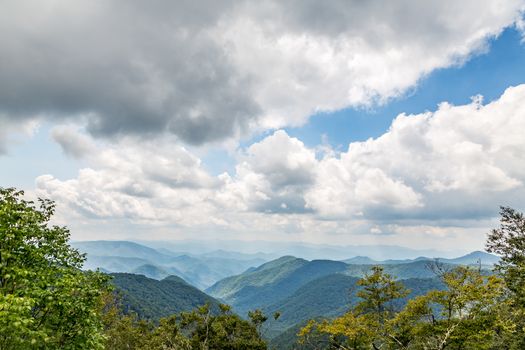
[1,1,525,253]
[286,27,525,149]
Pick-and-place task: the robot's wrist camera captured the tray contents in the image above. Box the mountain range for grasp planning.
[343,250,499,267]
[136,239,467,260]
[73,240,266,289]
[94,241,499,347]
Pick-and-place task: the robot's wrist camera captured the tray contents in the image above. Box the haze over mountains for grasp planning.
[74,240,499,346]
[136,239,466,260]
[73,241,267,289]
[74,240,497,289]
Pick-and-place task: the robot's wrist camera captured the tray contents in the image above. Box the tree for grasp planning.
[144,303,267,350]
[486,206,525,304]
[0,188,110,349]
[299,266,409,349]
[486,206,525,349]
[390,265,506,349]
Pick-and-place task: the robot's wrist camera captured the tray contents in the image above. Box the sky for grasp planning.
[1,1,525,253]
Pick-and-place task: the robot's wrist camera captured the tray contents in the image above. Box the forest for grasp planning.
[1,187,525,349]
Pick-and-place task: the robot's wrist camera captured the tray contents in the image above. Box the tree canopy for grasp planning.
[0,187,110,349]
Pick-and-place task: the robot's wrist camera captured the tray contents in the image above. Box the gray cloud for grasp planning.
[51,126,95,158]
[0,0,259,145]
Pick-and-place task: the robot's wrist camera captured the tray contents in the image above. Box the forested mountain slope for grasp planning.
[111,273,221,320]
[207,258,348,315]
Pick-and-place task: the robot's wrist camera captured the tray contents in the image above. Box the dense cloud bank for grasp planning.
[1,0,524,147]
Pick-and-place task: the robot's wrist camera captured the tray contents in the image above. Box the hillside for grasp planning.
[110,273,221,320]
[261,274,444,340]
[266,277,444,348]
[206,254,471,343]
[263,274,360,338]
[441,251,500,265]
[206,256,308,299]
[207,258,348,315]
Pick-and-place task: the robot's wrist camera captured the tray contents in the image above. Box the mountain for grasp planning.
[344,256,379,264]
[82,255,153,272]
[207,255,475,339]
[131,264,172,280]
[73,241,174,264]
[206,256,307,300]
[198,249,275,261]
[110,273,221,320]
[167,254,267,289]
[262,274,360,337]
[74,240,266,289]
[344,260,457,279]
[441,251,500,266]
[207,257,348,315]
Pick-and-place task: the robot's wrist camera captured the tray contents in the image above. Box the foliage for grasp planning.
[486,206,525,348]
[102,301,268,350]
[0,187,110,349]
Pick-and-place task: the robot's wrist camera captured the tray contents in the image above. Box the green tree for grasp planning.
[0,188,110,349]
[137,303,267,350]
[299,266,409,349]
[99,291,153,350]
[486,206,525,349]
[390,265,506,349]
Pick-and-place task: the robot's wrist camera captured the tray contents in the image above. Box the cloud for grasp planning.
[305,85,525,220]
[35,84,525,249]
[51,126,96,158]
[0,115,39,155]
[37,136,220,224]
[218,130,317,213]
[0,1,259,145]
[1,0,523,146]
[216,0,525,128]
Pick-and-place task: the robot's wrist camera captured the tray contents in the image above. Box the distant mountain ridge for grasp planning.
[343,250,499,267]
[137,239,464,260]
[72,240,266,289]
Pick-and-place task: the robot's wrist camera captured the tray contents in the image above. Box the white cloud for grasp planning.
[217,130,317,213]
[36,136,220,226]
[306,85,525,219]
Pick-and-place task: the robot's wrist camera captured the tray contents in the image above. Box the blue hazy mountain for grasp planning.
[137,239,461,260]
[73,240,266,289]
[343,250,499,267]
